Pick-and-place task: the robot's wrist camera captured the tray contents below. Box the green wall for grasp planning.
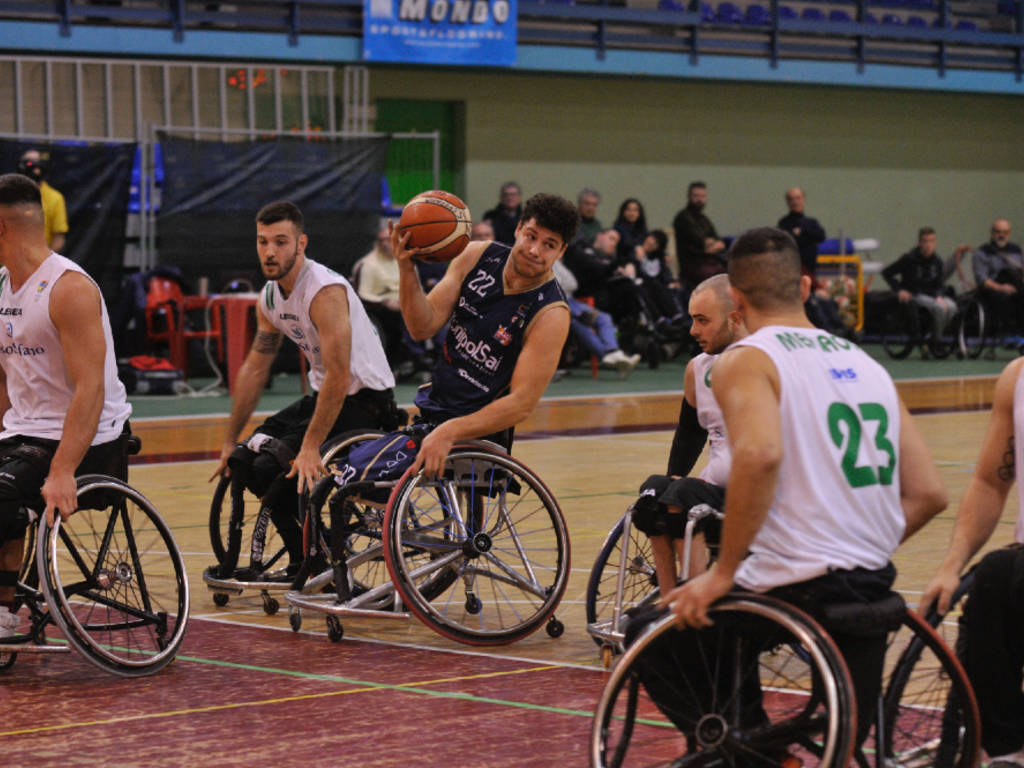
[370,67,1024,271]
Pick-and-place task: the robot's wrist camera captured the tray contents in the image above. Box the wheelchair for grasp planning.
[587,505,980,768]
[0,438,190,677]
[880,295,956,360]
[202,429,383,615]
[284,432,570,646]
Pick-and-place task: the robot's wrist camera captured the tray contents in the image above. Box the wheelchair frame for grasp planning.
[284,436,571,646]
[586,506,981,768]
[0,474,190,677]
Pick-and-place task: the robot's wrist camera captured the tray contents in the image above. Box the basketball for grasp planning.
[397,190,472,263]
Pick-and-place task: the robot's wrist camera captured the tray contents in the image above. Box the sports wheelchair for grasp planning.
[587,503,980,768]
[284,429,570,646]
[0,438,190,677]
[879,295,956,360]
[202,430,378,615]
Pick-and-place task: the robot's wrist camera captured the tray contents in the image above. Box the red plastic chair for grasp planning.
[144,278,224,378]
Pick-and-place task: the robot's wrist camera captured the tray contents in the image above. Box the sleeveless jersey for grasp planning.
[1012,366,1024,543]
[731,325,904,591]
[690,353,730,486]
[259,258,394,394]
[0,253,130,443]
[415,242,568,421]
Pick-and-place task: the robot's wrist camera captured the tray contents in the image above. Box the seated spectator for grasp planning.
[482,182,522,245]
[552,259,640,377]
[471,220,495,243]
[971,219,1024,335]
[356,223,420,379]
[881,227,962,342]
[613,197,648,266]
[638,229,685,322]
[576,187,603,245]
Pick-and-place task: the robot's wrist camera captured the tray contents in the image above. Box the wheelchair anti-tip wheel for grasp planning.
[591,594,855,768]
[38,475,190,677]
[384,446,570,646]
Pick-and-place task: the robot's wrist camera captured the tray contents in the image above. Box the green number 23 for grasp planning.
[827,402,896,488]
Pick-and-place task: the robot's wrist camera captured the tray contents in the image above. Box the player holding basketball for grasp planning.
[392,192,576,470]
[635,227,945,746]
[0,173,131,638]
[210,201,402,580]
[631,273,745,595]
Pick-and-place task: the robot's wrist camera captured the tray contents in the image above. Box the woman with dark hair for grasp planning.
[613,198,648,266]
[637,228,684,324]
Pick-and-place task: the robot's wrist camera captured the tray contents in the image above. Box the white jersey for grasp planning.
[1011,367,1024,543]
[259,258,394,394]
[0,253,130,443]
[690,353,730,486]
[732,325,904,591]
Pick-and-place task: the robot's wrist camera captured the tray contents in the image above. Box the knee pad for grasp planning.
[0,479,34,543]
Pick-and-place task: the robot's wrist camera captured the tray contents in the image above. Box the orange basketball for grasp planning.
[398,190,472,263]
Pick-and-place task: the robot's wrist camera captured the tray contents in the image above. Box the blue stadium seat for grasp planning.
[954,19,978,30]
[658,0,687,9]
[699,1,715,20]
[778,4,798,19]
[744,4,771,24]
[881,12,904,24]
[801,7,826,21]
[819,238,856,255]
[829,9,853,22]
[906,15,927,26]
[864,11,879,22]
[715,2,743,23]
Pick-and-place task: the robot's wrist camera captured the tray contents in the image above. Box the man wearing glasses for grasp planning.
[972,219,1024,338]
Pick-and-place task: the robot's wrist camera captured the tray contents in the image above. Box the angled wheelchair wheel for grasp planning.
[591,594,855,768]
[384,446,571,646]
[875,583,980,768]
[881,302,920,360]
[585,513,658,645]
[957,297,989,359]
[38,475,190,677]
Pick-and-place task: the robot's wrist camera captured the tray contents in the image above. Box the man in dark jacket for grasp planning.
[882,227,961,341]
[482,181,522,245]
[777,187,825,278]
[672,181,726,289]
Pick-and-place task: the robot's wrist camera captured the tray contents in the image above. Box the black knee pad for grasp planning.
[0,457,46,543]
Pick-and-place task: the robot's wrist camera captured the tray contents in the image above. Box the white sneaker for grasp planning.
[617,353,641,379]
[600,350,624,367]
[0,606,19,639]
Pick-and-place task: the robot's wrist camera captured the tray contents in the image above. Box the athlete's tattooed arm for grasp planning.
[253,329,282,355]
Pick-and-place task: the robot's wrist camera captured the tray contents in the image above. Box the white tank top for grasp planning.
[732,325,904,591]
[0,253,130,443]
[690,352,730,486]
[259,258,395,394]
[1011,366,1024,543]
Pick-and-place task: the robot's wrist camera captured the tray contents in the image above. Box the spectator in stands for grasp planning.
[17,149,68,253]
[576,187,603,244]
[882,227,960,342]
[672,181,726,289]
[551,258,640,378]
[777,187,825,278]
[972,219,1024,334]
[638,229,685,322]
[564,227,621,302]
[471,220,495,242]
[356,223,419,379]
[613,197,649,266]
[482,181,522,245]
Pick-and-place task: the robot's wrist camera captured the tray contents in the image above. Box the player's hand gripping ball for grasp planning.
[398,190,472,263]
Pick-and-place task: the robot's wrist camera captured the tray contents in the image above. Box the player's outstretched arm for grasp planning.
[287,285,352,493]
[211,309,281,480]
[394,222,487,341]
[411,303,570,477]
[44,272,106,523]
[920,358,1021,615]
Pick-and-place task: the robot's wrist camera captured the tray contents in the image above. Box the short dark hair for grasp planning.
[520,193,578,247]
[688,181,707,195]
[727,227,803,310]
[255,200,304,233]
[918,226,936,239]
[0,173,42,208]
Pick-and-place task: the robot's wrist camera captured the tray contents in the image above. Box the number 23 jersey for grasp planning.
[731,325,904,591]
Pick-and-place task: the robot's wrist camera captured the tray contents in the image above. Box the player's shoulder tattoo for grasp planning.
[998,434,1015,483]
[253,329,283,354]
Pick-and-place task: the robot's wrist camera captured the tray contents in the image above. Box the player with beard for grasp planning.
[210,201,401,579]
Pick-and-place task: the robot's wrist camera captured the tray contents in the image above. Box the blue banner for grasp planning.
[364,0,517,66]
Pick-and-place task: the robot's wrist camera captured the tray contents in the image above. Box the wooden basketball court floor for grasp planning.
[1,374,1016,767]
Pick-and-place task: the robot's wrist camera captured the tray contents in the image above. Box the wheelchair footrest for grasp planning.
[286,590,410,621]
[586,619,625,648]
[202,565,288,594]
[0,636,71,654]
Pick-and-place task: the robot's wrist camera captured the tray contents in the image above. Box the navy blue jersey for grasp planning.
[415,243,568,422]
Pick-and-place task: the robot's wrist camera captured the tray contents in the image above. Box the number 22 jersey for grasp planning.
[731,325,904,592]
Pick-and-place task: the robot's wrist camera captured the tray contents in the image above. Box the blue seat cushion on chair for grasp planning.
[829,9,853,22]
[881,13,904,24]
[863,11,879,22]
[778,4,797,18]
[716,2,743,22]
[801,7,825,21]
[745,4,771,24]
[819,238,856,255]
[954,19,978,30]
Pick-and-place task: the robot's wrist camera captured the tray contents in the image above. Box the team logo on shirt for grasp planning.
[290,327,305,340]
[704,367,712,388]
[493,325,512,346]
[36,280,47,294]
[829,367,858,381]
[510,304,529,329]
[3,322,11,338]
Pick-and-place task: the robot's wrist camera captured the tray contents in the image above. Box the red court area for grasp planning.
[0,618,606,767]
